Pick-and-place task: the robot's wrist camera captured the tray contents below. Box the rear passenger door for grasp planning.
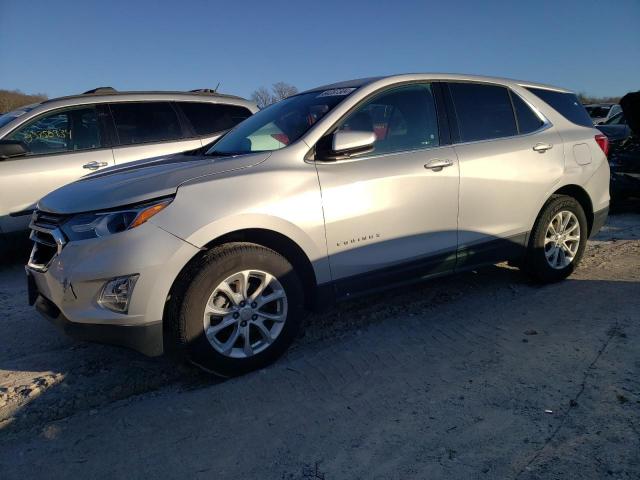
[445,82,565,268]
[176,102,252,146]
[109,102,202,164]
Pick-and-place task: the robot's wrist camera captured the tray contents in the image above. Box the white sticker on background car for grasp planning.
[317,88,356,97]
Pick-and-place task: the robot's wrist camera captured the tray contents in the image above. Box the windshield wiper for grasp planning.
[206,151,248,157]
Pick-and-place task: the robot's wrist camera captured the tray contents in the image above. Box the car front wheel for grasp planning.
[169,243,305,377]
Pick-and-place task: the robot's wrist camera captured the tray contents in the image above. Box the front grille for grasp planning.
[28,210,68,272]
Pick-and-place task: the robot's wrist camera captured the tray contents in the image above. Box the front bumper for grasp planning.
[26,220,200,356]
[34,293,163,356]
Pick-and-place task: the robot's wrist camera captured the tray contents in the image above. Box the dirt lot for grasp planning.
[1,207,639,479]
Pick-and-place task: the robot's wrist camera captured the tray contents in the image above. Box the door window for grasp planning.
[449,83,517,142]
[178,102,252,135]
[110,102,182,145]
[336,84,439,157]
[6,106,102,155]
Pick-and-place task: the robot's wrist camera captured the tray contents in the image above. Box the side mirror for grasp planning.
[0,140,28,160]
[331,130,376,158]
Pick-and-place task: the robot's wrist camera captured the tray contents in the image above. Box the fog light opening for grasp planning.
[98,275,139,313]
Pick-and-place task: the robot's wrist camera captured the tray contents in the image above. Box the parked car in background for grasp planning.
[602,112,626,126]
[584,103,622,124]
[597,106,639,199]
[26,74,609,376]
[0,88,257,235]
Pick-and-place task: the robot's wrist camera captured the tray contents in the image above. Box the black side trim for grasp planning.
[329,233,529,301]
[590,207,609,238]
[34,295,163,356]
[456,232,529,271]
[333,249,457,300]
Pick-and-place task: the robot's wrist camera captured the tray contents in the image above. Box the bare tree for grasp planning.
[0,89,47,114]
[251,82,298,109]
[251,86,274,109]
[577,92,621,105]
[271,82,298,102]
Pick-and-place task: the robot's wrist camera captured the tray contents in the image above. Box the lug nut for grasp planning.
[240,321,247,327]
[239,301,246,307]
[233,312,239,319]
[252,314,258,320]
[251,302,257,308]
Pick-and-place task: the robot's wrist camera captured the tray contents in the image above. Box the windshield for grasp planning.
[585,105,611,118]
[207,88,356,155]
[603,112,626,125]
[0,104,40,129]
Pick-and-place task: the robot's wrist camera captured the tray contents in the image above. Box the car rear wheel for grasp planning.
[169,243,305,377]
[524,195,588,283]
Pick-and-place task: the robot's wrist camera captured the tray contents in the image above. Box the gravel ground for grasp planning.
[0,206,639,479]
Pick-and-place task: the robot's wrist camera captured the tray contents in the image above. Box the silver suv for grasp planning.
[26,74,610,376]
[0,88,256,234]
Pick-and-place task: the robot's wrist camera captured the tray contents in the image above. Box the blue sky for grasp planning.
[1,0,639,100]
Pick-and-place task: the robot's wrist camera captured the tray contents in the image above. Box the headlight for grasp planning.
[61,197,172,241]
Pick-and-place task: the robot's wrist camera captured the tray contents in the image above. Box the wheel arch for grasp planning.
[164,228,327,332]
[552,184,594,235]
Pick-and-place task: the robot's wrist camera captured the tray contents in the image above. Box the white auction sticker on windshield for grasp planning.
[317,88,356,97]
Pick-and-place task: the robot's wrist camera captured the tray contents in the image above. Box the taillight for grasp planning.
[595,134,609,157]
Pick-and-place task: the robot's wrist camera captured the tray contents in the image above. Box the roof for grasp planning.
[40,90,255,108]
[302,73,572,94]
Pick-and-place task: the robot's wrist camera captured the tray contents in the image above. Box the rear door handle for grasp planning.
[424,158,454,171]
[532,143,553,153]
[83,161,109,170]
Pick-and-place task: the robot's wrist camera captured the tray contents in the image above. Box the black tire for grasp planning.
[167,242,305,377]
[524,195,588,283]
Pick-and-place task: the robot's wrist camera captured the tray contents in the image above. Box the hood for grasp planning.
[38,151,271,214]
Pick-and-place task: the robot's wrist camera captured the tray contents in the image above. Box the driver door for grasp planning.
[0,105,113,233]
[314,83,460,297]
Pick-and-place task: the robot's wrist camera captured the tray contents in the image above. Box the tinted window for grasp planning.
[110,102,182,145]
[510,92,544,134]
[178,102,252,136]
[449,83,517,142]
[527,88,593,127]
[7,106,102,155]
[336,83,439,156]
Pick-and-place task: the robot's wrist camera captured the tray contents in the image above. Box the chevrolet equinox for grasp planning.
[26,74,610,376]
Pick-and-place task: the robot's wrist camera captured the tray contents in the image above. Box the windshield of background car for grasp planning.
[207,88,356,155]
[0,104,39,129]
[604,112,626,125]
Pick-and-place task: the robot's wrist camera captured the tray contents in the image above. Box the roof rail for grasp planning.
[189,89,218,94]
[83,87,117,94]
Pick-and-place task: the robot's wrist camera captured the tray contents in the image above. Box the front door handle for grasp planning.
[424,158,454,171]
[83,161,109,170]
[532,143,553,153]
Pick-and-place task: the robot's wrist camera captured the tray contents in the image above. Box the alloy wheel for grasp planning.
[202,270,288,358]
[544,210,581,269]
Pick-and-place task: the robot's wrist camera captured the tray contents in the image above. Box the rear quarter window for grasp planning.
[526,88,593,127]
